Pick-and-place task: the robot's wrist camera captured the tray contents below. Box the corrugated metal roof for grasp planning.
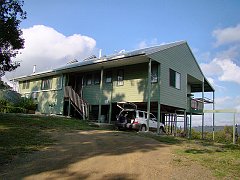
[13,41,186,81]
[54,40,186,72]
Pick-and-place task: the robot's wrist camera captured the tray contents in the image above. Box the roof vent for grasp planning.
[118,49,125,54]
[83,55,97,61]
[32,65,36,74]
[67,59,78,64]
[99,49,102,58]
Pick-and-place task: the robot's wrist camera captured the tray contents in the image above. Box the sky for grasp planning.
[3,0,240,126]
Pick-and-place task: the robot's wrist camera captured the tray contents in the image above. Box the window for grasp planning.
[138,111,144,118]
[41,78,52,90]
[22,80,30,89]
[117,69,124,86]
[86,74,92,85]
[94,72,100,84]
[150,113,156,120]
[151,64,158,83]
[105,71,112,83]
[56,76,62,89]
[169,69,181,89]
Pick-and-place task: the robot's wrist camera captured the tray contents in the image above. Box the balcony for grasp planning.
[187,97,204,114]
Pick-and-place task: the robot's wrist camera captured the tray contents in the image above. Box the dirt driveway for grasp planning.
[0,130,215,180]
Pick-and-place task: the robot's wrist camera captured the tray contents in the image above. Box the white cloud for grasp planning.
[200,59,223,77]
[235,96,240,110]
[137,41,147,49]
[6,25,96,78]
[216,45,240,60]
[205,77,225,92]
[201,58,240,84]
[216,58,240,84]
[137,38,159,49]
[213,24,240,46]
[215,96,232,106]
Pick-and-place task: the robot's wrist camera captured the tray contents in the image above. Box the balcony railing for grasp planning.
[188,97,203,113]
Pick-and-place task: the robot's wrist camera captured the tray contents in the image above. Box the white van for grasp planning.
[115,102,165,132]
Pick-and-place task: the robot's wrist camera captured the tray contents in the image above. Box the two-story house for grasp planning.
[14,41,214,133]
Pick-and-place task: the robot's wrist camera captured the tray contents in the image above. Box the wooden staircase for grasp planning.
[64,86,89,120]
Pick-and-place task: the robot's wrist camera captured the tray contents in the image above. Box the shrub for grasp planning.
[190,126,239,144]
[0,97,36,113]
[191,129,201,139]
[15,97,36,111]
[0,90,21,104]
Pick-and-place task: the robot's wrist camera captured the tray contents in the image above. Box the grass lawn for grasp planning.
[0,113,100,165]
[175,140,240,179]
[139,133,240,179]
[1,113,239,179]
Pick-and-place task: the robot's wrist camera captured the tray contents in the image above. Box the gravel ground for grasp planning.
[0,130,215,180]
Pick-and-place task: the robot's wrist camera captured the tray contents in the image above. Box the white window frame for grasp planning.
[117,69,124,86]
[41,78,52,90]
[22,80,30,89]
[105,71,112,83]
[169,69,181,90]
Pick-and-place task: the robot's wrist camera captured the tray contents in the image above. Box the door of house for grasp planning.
[67,74,83,97]
[75,75,83,97]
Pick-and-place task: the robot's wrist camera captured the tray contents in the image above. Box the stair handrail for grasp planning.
[64,86,88,118]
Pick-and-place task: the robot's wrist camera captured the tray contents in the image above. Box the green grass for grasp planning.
[176,140,240,179]
[140,132,240,179]
[0,113,100,165]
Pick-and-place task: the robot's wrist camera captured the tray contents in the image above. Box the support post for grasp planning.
[147,59,152,131]
[189,113,192,139]
[108,81,113,124]
[68,99,71,117]
[174,113,177,136]
[184,110,187,135]
[201,78,205,139]
[82,103,85,120]
[108,103,112,124]
[233,113,236,144]
[157,63,161,134]
[213,91,215,141]
[98,67,104,123]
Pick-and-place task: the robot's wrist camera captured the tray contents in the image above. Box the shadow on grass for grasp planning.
[222,143,240,150]
[137,133,186,145]
[0,113,104,166]
[185,148,213,154]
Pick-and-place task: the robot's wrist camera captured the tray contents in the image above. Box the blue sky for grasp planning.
[5,0,240,125]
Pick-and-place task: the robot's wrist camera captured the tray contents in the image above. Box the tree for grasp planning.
[0,0,26,77]
[0,78,10,89]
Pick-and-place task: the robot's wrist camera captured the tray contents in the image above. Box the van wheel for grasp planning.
[141,125,146,132]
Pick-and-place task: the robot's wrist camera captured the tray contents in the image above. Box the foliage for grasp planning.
[140,129,240,178]
[0,113,101,165]
[15,97,36,111]
[0,79,10,89]
[0,89,21,103]
[0,89,36,113]
[190,127,239,144]
[0,0,26,76]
